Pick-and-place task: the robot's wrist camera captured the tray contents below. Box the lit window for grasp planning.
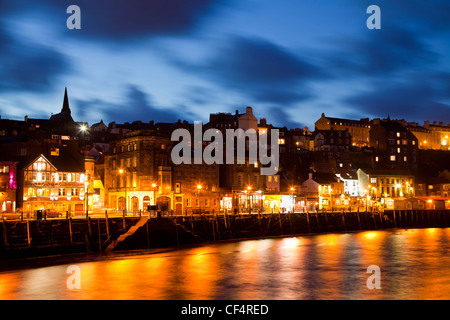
[403,156,407,162]
[396,132,400,137]
[390,155,396,161]
[375,156,379,162]
[397,148,401,153]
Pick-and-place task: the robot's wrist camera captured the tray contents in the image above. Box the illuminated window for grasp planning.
[403,156,407,162]
[375,156,379,162]
[278,138,285,145]
[396,132,400,137]
[390,155,396,161]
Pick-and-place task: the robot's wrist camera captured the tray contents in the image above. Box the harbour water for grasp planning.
[0,228,449,300]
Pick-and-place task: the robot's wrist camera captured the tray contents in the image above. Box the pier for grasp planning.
[1,209,450,261]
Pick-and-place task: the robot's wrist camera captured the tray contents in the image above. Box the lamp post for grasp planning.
[290,187,295,213]
[197,184,202,213]
[247,186,252,214]
[119,169,127,213]
[152,183,157,207]
[85,181,90,218]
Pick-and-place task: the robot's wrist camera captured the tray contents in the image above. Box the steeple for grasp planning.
[62,87,71,115]
[49,87,74,123]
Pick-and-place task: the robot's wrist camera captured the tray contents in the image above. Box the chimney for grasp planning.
[373,118,380,125]
[24,115,28,122]
[235,110,239,115]
[439,122,444,127]
[424,121,430,128]
[246,106,253,114]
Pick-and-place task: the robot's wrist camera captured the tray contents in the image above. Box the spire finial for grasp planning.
[62,87,70,114]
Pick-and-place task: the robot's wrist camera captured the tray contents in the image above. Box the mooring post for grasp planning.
[105,210,110,240]
[393,210,397,228]
[2,217,8,248]
[26,219,31,246]
[278,211,283,235]
[356,208,362,230]
[68,216,73,245]
[87,216,92,239]
[342,211,347,231]
[306,210,311,233]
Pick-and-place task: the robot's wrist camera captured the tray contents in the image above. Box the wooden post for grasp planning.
[87,216,92,239]
[287,212,293,234]
[146,219,150,249]
[122,210,126,229]
[306,211,311,233]
[393,210,397,228]
[342,211,347,231]
[26,219,31,246]
[372,211,377,229]
[98,219,102,255]
[278,212,283,235]
[2,217,8,247]
[68,217,73,245]
[356,210,362,230]
[211,219,216,243]
[105,210,110,240]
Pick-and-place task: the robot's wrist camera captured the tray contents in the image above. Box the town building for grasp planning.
[0,161,18,212]
[315,113,370,147]
[21,152,87,214]
[369,118,419,171]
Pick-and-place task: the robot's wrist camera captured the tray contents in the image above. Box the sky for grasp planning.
[0,0,449,129]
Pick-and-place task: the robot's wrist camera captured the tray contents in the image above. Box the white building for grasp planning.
[336,172,359,197]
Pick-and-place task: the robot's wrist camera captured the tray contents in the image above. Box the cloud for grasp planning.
[4,0,230,41]
[345,75,450,122]
[324,26,436,77]
[75,84,196,124]
[0,22,70,93]
[172,35,327,105]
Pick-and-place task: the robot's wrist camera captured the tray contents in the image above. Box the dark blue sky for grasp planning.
[0,0,449,129]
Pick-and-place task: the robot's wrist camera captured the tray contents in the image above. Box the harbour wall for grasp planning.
[1,210,450,261]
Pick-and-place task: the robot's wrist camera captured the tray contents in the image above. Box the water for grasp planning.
[1,228,449,300]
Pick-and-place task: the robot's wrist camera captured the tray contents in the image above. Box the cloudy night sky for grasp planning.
[0,0,449,129]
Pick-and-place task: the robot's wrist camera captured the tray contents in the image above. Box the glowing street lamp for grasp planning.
[118,169,127,213]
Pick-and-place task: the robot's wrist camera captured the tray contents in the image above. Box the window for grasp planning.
[205,199,210,207]
[396,132,400,137]
[237,174,242,187]
[397,148,401,153]
[375,156,379,162]
[370,178,377,183]
[196,198,200,207]
[403,156,407,162]
[186,199,191,207]
[390,155,396,161]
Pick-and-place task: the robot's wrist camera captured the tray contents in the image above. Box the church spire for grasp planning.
[62,87,71,114]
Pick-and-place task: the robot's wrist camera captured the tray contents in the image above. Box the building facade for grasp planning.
[315,113,370,147]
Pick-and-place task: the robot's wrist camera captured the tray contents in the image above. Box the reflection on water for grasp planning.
[1,228,449,300]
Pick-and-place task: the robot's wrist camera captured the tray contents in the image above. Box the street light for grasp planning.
[247,186,252,214]
[118,169,127,213]
[290,187,295,213]
[196,184,202,212]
